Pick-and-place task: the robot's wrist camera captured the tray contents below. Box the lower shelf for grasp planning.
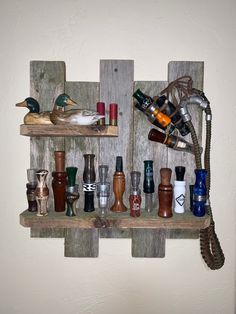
[20,210,210,258]
[20,209,210,230]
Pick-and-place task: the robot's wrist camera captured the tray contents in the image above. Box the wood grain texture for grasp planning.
[30,227,65,238]
[133,81,168,208]
[132,229,166,257]
[65,82,100,210]
[20,124,118,137]
[30,61,65,212]
[132,81,168,258]
[99,228,131,238]
[20,60,206,257]
[20,210,210,230]
[167,61,204,210]
[99,60,134,206]
[64,228,99,257]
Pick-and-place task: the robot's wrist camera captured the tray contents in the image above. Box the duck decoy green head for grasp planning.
[55,94,77,108]
[16,97,40,113]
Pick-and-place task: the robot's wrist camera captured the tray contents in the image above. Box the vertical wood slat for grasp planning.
[99,60,134,205]
[30,61,66,211]
[132,229,166,257]
[30,61,65,239]
[64,82,100,257]
[64,229,99,257]
[65,82,100,210]
[167,61,204,210]
[132,81,168,257]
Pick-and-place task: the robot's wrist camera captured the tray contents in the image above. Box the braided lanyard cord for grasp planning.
[161,78,224,269]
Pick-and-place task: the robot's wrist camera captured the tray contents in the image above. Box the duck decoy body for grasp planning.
[15,97,52,124]
[50,94,104,125]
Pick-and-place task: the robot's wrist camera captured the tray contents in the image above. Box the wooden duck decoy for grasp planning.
[15,97,52,124]
[50,94,104,125]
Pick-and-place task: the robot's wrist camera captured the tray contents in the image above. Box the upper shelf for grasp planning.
[20,124,118,137]
[20,210,210,230]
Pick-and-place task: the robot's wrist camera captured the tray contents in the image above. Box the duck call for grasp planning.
[174,166,186,214]
[133,89,175,134]
[143,160,155,213]
[35,169,49,217]
[158,168,173,218]
[65,167,79,217]
[26,168,37,212]
[129,171,142,217]
[148,128,197,155]
[193,169,207,217]
[52,151,67,212]
[110,156,127,212]
[97,165,110,216]
[83,154,96,212]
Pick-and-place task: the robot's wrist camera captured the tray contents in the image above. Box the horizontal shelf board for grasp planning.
[20,210,210,230]
[20,124,118,137]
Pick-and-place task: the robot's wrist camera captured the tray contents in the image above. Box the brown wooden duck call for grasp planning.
[158,168,173,218]
[110,156,127,212]
[52,151,67,212]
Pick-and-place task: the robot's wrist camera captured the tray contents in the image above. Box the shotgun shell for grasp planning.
[109,103,118,126]
[96,102,105,125]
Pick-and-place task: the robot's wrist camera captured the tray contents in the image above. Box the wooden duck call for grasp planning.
[158,168,173,218]
[110,156,127,212]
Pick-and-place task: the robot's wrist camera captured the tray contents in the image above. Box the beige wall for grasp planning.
[0,0,235,313]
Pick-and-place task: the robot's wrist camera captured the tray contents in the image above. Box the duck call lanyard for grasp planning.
[161,76,225,270]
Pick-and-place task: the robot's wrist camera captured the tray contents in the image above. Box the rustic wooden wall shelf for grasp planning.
[20,124,118,137]
[19,59,207,258]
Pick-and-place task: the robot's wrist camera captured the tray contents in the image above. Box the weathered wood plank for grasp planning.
[20,124,118,137]
[99,60,134,206]
[166,229,199,239]
[64,228,99,257]
[167,61,204,210]
[133,81,168,208]
[65,82,100,211]
[30,61,65,212]
[99,228,131,238]
[132,81,168,257]
[132,229,166,257]
[20,210,210,230]
[30,228,65,238]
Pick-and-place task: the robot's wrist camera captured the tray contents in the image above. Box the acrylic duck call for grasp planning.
[110,156,127,212]
[52,151,67,212]
[83,154,96,212]
[129,171,142,217]
[143,160,155,212]
[174,166,186,214]
[158,168,173,218]
[65,167,79,217]
[26,168,37,212]
[35,169,49,216]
